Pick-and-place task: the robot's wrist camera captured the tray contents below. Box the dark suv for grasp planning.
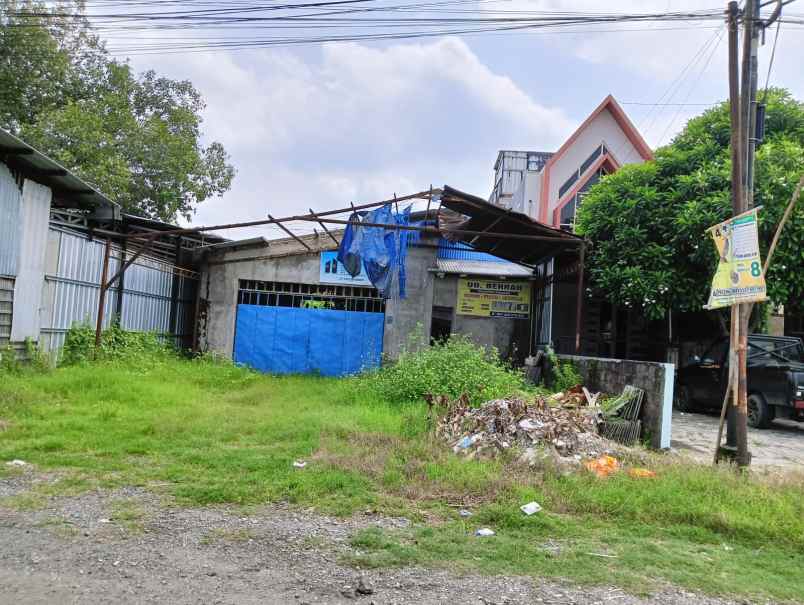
[675,335,804,428]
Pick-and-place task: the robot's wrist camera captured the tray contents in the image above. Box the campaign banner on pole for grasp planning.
[457,278,531,319]
[704,208,767,310]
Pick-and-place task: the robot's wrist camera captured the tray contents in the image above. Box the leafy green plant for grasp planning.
[60,322,176,367]
[360,334,528,405]
[576,88,804,318]
[301,300,334,309]
[24,338,52,373]
[546,347,582,392]
[0,343,20,373]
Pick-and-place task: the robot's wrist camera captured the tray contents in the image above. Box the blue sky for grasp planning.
[111,0,803,237]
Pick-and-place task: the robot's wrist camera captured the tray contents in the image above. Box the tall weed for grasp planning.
[546,347,582,392]
[360,335,528,405]
[61,322,176,367]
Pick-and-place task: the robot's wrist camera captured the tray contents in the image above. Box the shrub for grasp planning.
[60,322,176,366]
[360,335,528,405]
[546,347,582,392]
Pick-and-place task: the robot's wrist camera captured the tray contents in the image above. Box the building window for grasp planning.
[559,167,608,231]
[557,143,608,200]
[237,280,385,313]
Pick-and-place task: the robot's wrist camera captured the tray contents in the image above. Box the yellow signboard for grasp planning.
[457,278,531,319]
[705,208,768,310]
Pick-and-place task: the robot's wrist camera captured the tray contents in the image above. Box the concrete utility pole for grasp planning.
[723,0,785,468]
[723,0,742,458]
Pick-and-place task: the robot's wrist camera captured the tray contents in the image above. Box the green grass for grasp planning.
[0,357,802,602]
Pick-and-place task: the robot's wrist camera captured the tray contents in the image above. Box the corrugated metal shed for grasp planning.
[0,278,13,345]
[10,179,52,341]
[0,127,118,211]
[435,258,532,278]
[39,228,199,353]
[0,163,21,277]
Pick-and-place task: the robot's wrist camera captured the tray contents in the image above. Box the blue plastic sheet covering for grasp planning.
[336,203,412,298]
[233,305,384,377]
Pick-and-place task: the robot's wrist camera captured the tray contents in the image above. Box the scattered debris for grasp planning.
[475,528,495,537]
[627,468,657,479]
[520,501,542,516]
[547,385,587,407]
[458,509,473,518]
[582,387,600,407]
[599,386,645,446]
[5,459,27,467]
[98,518,111,524]
[584,455,620,478]
[586,552,618,558]
[431,394,614,465]
[355,577,374,595]
[292,460,307,469]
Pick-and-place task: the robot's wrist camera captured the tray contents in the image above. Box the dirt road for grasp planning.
[0,468,760,605]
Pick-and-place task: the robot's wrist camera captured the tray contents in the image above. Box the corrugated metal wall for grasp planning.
[0,163,21,278]
[10,179,52,341]
[437,239,511,263]
[0,277,13,345]
[39,229,198,353]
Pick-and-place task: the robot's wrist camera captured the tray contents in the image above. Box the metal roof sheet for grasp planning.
[438,185,583,267]
[0,127,118,210]
[435,258,533,278]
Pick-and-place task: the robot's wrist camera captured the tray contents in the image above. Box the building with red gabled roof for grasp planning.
[489,95,653,231]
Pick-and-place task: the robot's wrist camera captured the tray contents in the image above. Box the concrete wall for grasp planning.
[200,235,531,363]
[200,240,325,356]
[382,244,437,358]
[558,354,674,450]
[432,274,527,359]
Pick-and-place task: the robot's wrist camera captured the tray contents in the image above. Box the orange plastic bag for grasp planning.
[627,468,657,479]
[584,455,620,478]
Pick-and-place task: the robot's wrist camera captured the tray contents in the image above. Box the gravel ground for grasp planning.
[0,465,764,605]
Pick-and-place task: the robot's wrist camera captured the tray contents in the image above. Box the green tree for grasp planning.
[1,1,234,222]
[576,89,804,319]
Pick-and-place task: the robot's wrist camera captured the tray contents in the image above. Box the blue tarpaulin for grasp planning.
[233,305,384,377]
[336,203,412,298]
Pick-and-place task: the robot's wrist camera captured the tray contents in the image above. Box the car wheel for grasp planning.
[747,393,773,429]
[674,385,695,412]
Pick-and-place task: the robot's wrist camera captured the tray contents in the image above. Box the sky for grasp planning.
[104,0,804,239]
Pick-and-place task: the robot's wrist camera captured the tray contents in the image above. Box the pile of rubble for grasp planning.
[429,394,617,468]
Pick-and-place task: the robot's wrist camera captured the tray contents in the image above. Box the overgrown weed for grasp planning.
[358,335,529,404]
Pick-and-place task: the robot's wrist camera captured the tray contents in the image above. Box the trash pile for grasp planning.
[430,393,616,466]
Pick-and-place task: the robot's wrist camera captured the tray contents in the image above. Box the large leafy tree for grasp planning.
[1,1,234,222]
[576,89,804,319]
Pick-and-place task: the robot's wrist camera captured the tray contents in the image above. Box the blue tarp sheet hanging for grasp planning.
[336,203,412,298]
[233,305,384,377]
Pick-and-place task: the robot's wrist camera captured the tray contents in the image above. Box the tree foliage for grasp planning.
[1,1,234,221]
[576,89,804,319]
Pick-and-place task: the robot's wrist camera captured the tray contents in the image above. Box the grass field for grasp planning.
[1,357,803,602]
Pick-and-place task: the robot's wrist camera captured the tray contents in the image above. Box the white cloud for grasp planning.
[133,38,575,237]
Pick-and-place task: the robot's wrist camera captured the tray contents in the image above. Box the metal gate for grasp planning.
[233,280,385,376]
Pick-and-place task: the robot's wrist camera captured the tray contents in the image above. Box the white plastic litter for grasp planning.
[458,509,473,518]
[292,460,307,468]
[475,528,495,537]
[520,501,542,516]
[5,459,27,467]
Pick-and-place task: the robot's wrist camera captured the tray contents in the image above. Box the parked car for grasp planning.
[675,334,804,428]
